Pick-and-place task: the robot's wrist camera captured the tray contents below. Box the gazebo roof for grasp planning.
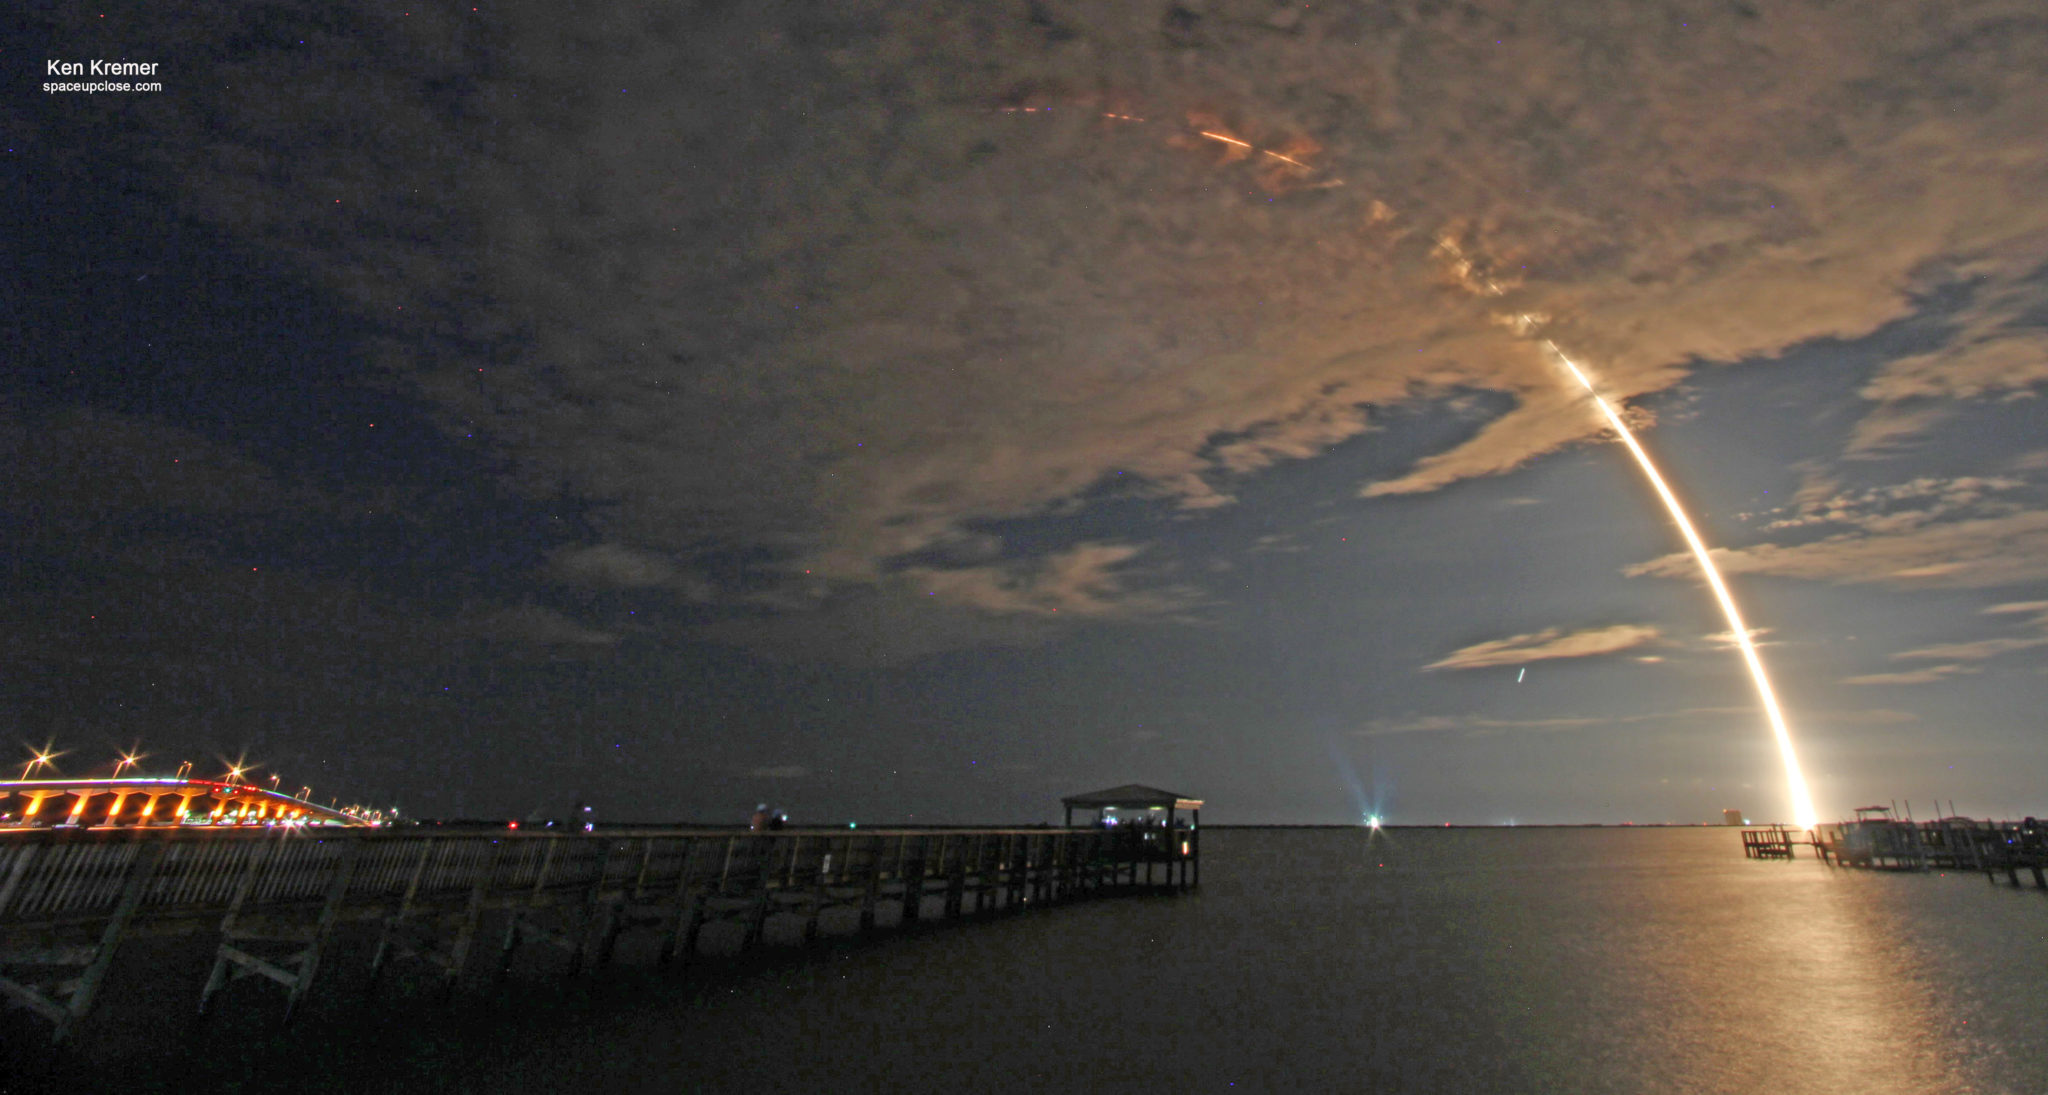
[1061,783,1202,811]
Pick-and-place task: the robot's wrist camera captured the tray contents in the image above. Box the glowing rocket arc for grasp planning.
[1544,340,1820,830]
[991,98,1810,824]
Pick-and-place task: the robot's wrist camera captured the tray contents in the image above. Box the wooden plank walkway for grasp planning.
[0,825,1196,1041]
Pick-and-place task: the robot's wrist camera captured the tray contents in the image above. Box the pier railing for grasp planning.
[0,824,1196,1041]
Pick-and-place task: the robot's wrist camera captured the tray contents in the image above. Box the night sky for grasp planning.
[10,1,2046,825]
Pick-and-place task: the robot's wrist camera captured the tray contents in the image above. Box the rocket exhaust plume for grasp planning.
[1545,340,1820,831]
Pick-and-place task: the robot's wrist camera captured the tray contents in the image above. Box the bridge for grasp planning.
[0,777,376,830]
[0,821,1197,1042]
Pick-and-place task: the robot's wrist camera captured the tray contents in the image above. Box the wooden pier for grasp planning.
[0,823,1196,1042]
[1744,813,2048,889]
[1740,825,1814,860]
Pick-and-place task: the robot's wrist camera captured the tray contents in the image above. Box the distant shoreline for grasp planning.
[1201,822,1748,830]
[388,819,1759,831]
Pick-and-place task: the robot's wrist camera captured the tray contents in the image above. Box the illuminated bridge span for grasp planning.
[0,818,1197,1042]
[0,778,376,830]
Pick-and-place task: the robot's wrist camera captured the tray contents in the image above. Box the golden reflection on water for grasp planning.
[1569,834,1973,1094]
[399,828,2036,1094]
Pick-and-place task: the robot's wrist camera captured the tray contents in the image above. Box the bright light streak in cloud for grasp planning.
[1543,338,1820,830]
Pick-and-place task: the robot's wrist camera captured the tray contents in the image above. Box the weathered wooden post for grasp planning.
[567,838,620,974]
[199,834,281,1014]
[656,837,701,965]
[1053,834,1072,901]
[283,839,362,1022]
[969,835,989,915]
[1002,834,1023,909]
[371,837,437,979]
[899,835,927,924]
[944,836,968,919]
[678,859,714,963]
[441,839,500,992]
[1033,834,1053,904]
[857,835,884,932]
[8,838,169,1043]
[741,835,776,951]
[201,835,362,1025]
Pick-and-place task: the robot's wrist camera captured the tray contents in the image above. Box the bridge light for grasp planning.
[20,747,59,781]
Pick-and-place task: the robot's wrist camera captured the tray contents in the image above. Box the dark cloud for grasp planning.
[465,604,620,649]
[546,542,714,599]
[749,765,811,780]
[1,408,293,523]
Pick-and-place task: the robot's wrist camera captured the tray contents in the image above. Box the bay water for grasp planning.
[452,826,2048,1093]
[9,826,2045,1093]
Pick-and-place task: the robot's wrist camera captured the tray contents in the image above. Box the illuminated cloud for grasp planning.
[1700,628,1775,650]
[1353,705,1911,737]
[1890,635,2048,661]
[132,0,2048,643]
[549,543,680,589]
[900,542,1189,619]
[1751,475,2027,533]
[1841,664,1981,686]
[1628,511,2048,589]
[1424,624,1660,671]
[1860,275,2048,404]
[1887,601,2048,662]
[1355,714,1605,737]
[1844,404,1952,460]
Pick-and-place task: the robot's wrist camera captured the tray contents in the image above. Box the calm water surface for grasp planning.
[13,827,2046,1093]
[449,827,2048,1093]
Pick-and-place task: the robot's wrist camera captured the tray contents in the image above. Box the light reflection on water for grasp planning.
[458,828,2043,1093]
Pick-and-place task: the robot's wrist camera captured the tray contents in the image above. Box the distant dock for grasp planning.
[1743,811,2048,888]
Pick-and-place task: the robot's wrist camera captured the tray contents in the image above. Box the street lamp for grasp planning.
[299,785,312,801]
[175,761,193,780]
[114,751,143,777]
[19,749,56,781]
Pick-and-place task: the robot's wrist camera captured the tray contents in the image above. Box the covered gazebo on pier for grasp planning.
[1062,783,1201,829]
[1061,784,1201,891]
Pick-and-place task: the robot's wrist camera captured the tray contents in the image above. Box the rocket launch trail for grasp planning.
[1544,340,1820,831]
